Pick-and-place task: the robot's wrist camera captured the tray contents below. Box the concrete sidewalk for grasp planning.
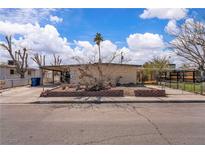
[0,85,205,104]
[36,96,205,104]
[146,85,200,95]
[29,85,205,103]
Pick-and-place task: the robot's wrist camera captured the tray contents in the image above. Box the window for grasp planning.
[28,70,32,75]
[10,69,15,75]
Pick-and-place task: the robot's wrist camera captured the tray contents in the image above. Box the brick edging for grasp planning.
[41,90,124,97]
[134,89,166,97]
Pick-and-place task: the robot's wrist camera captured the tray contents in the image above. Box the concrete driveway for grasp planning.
[1,103,205,144]
[0,85,54,104]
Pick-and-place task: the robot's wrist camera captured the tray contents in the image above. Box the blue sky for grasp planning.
[0,8,205,66]
[41,9,170,46]
[43,8,203,46]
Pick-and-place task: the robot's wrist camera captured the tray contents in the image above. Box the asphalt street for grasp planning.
[1,103,205,144]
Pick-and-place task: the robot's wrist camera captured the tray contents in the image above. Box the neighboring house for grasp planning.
[42,63,143,85]
[0,63,39,80]
[0,61,40,89]
[169,64,176,70]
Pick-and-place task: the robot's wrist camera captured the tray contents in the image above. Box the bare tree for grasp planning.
[0,35,28,78]
[31,53,45,67]
[72,50,120,91]
[51,54,62,66]
[31,53,45,84]
[170,19,205,80]
[143,56,170,82]
[49,54,63,79]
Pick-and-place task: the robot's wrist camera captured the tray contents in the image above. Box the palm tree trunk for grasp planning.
[98,45,101,63]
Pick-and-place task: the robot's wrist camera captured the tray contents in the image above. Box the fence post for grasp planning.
[177,72,179,89]
[183,82,185,91]
[193,71,196,93]
[169,72,171,88]
[200,70,203,95]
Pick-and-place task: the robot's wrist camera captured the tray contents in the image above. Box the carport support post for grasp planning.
[40,68,43,85]
[52,70,55,84]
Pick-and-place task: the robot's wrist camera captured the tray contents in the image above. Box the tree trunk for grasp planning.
[40,68,44,85]
[20,73,25,78]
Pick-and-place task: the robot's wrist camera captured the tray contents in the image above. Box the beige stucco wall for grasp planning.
[69,64,140,85]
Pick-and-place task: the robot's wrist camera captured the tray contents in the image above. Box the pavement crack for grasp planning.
[112,103,130,112]
[83,132,157,144]
[126,104,172,145]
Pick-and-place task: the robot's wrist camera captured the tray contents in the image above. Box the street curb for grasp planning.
[31,100,205,104]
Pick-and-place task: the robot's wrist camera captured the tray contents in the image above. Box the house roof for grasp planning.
[41,63,142,72]
[0,64,38,70]
[0,64,16,68]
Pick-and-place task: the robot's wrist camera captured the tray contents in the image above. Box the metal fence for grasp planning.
[158,69,205,95]
[159,81,205,95]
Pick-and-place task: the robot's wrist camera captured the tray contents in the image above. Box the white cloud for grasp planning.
[71,40,172,70]
[72,40,97,63]
[140,8,188,20]
[124,32,181,65]
[0,21,72,66]
[0,22,179,66]
[0,20,182,67]
[125,49,173,65]
[185,18,194,25]
[50,15,63,23]
[0,22,70,53]
[0,8,55,24]
[127,33,164,50]
[0,21,39,35]
[74,40,93,49]
[165,20,180,34]
[72,40,119,63]
[101,40,118,56]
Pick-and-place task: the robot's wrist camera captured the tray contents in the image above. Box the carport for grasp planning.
[41,65,71,84]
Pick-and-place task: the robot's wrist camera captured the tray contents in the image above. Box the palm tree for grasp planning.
[94,33,103,63]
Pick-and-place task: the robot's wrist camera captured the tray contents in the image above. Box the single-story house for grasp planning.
[41,63,144,85]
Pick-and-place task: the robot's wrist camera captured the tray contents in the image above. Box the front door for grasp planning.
[60,71,70,83]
